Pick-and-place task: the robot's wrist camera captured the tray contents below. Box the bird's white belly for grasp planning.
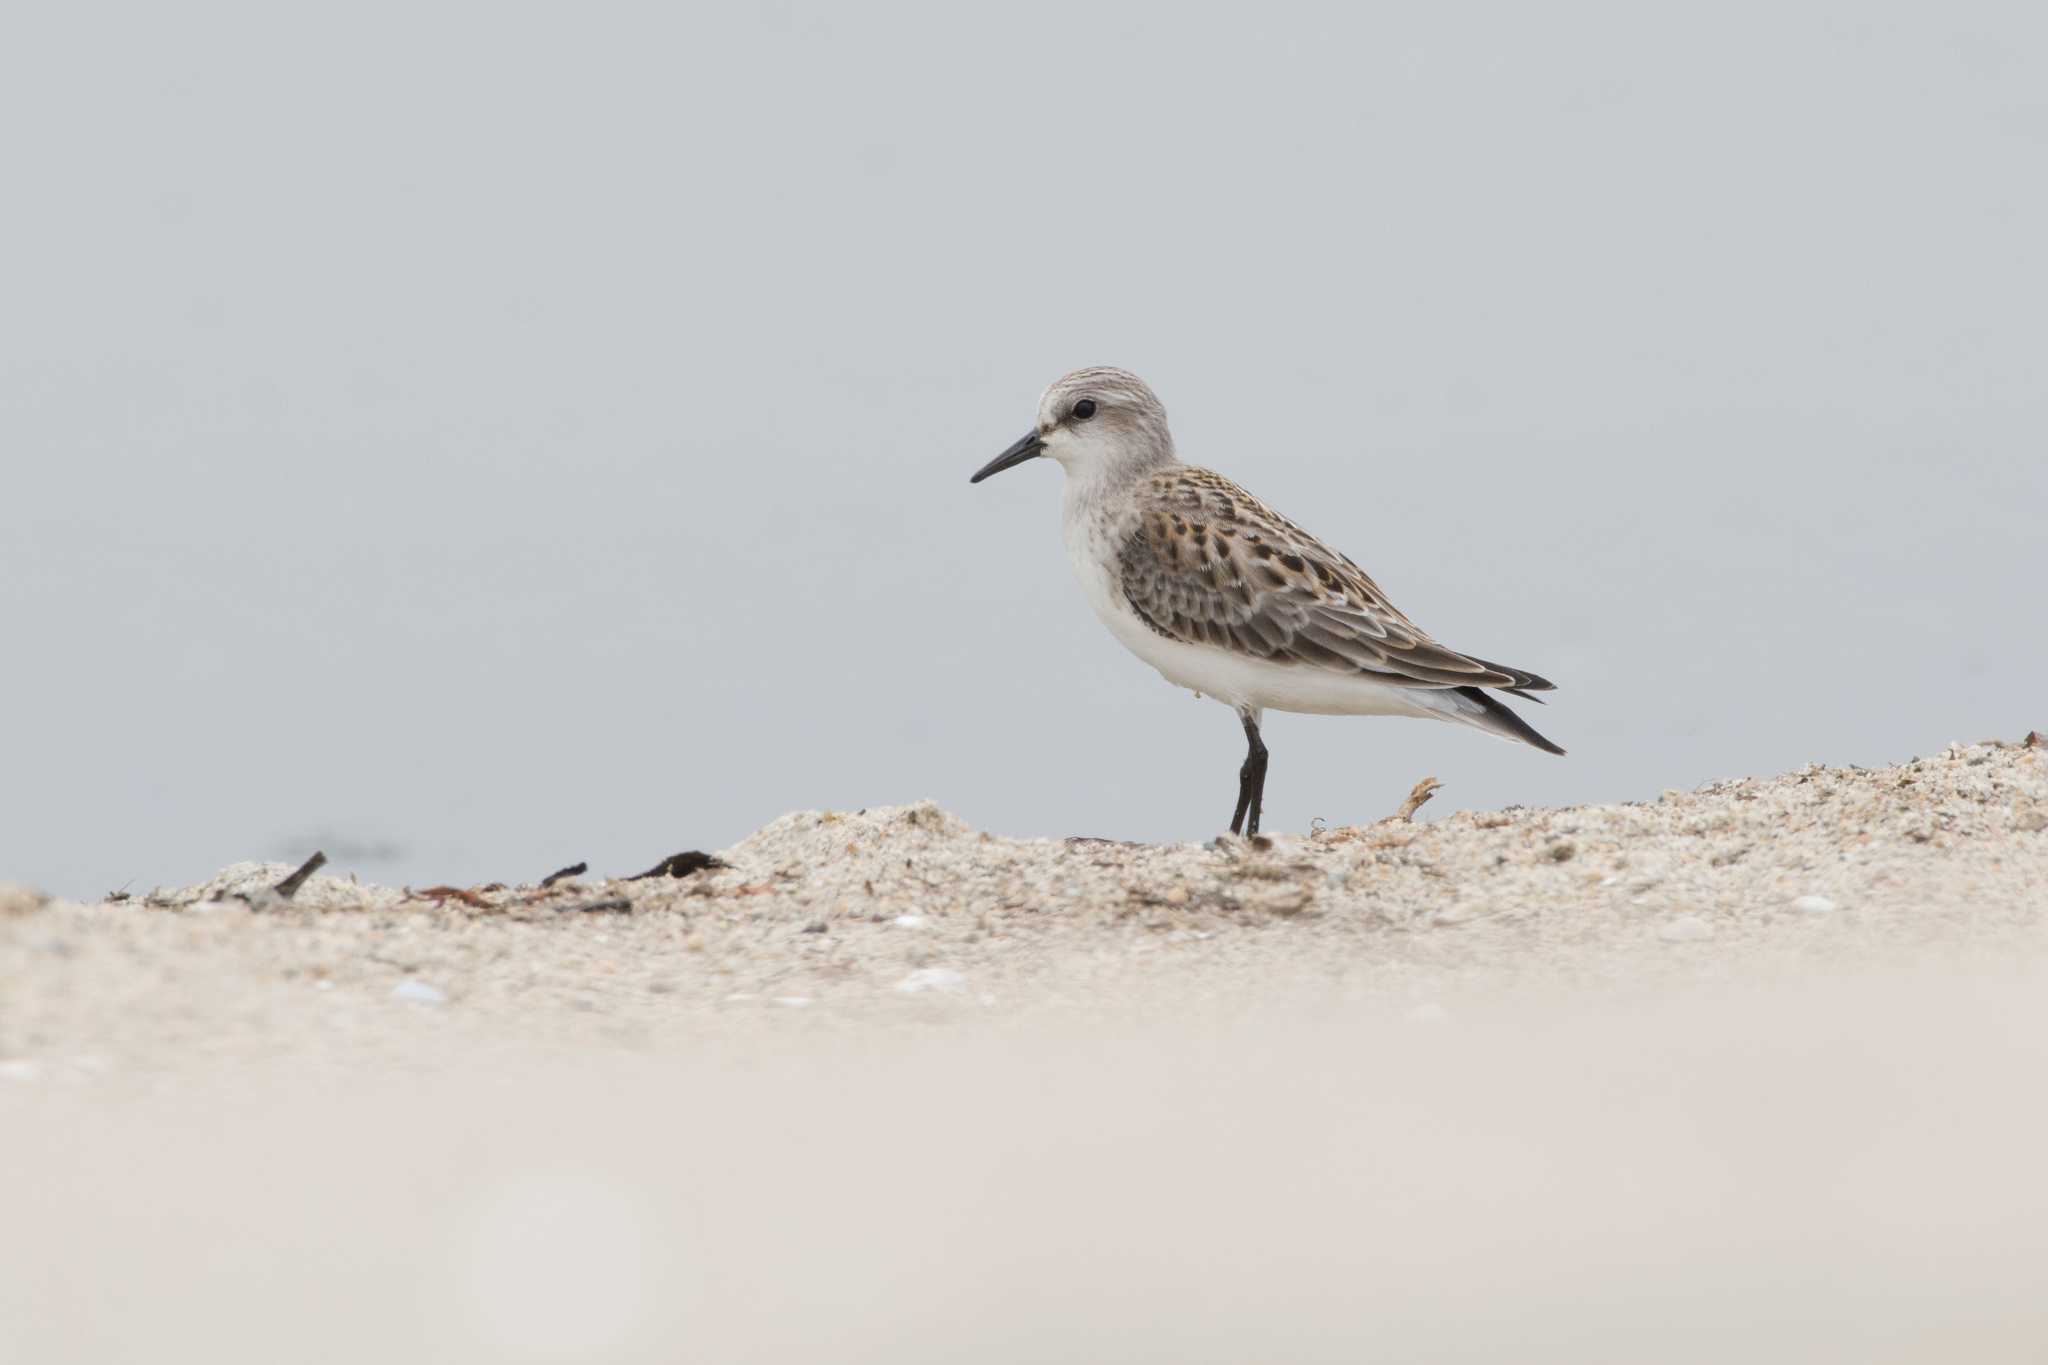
[1063,514,1440,720]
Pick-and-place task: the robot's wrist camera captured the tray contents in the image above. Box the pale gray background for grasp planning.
[4,2,2043,898]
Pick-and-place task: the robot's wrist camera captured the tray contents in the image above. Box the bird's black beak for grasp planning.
[969,429,1046,484]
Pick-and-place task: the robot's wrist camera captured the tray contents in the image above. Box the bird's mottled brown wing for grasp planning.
[1115,467,1555,692]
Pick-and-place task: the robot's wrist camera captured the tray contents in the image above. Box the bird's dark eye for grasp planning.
[1072,399,1098,421]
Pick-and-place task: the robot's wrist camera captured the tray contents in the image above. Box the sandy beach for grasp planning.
[4,736,2046,1361]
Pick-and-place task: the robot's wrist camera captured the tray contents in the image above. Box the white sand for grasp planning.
[3,737,2045,1361]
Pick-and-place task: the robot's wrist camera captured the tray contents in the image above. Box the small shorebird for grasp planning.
[970,367,1563,837]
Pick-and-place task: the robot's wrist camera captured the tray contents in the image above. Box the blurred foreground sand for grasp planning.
[3,739,2045,1361]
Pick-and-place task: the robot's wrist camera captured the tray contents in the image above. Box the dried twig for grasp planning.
[628,851,729,881]
[539,861,588,889]
[273,851,328,901]
[558,897,632,914]
[1394,777,1443,822]
[410,885,493,909]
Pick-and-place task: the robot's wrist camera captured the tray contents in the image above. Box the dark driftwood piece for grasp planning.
[628,852,728,880]
[539,861,588,889]
[273,851,328,901]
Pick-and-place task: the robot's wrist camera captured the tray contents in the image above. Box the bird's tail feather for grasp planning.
[1467,656,1557,694]
[1440,685,1566,755]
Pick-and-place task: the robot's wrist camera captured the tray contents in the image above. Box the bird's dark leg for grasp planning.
[1229,707,1270,837]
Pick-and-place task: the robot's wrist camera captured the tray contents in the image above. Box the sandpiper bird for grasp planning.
[970,367,1563,837]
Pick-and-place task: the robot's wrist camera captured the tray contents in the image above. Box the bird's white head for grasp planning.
[970,367,1175,489]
